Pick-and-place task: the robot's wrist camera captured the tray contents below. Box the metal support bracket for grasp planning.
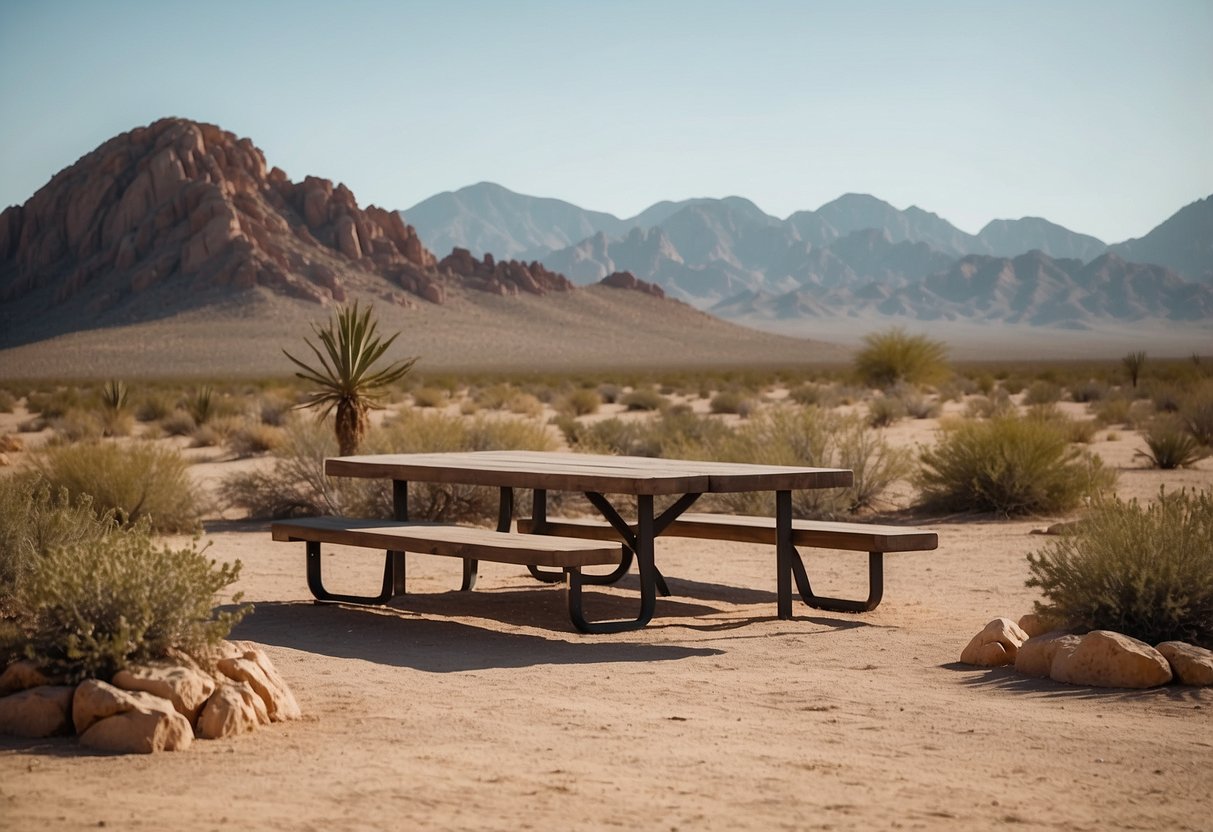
[306,540,399,605]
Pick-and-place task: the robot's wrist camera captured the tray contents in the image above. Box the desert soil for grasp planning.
[1,396,1211,831]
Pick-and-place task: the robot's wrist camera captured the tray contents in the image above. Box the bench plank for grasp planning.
[272,516,622,568]
[517,514,937,553]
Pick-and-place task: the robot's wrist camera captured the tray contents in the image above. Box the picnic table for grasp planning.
[310,450,855,631]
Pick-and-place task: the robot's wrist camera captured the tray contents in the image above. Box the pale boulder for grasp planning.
[1050,631,1173,688]
[1015,632,1083,678]
[1017,613,1053,639]
[112,663,216,722]
[79,704,193,754]
[196,680,269,739]
[0,686,75,737]
[960,618,1030,667]
[0,660,51,695]
[216,646,301,722]
[1156,642,1213,686]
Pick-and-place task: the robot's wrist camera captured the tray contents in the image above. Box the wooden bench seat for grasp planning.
[271,516,625,632]
[517,512,937,613]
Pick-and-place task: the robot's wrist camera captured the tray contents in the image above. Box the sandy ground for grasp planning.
[1,397,1211,830]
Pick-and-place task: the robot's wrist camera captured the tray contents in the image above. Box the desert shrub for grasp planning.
[556,388,601,417]
[621,387,667,412]
[1148,383,1183,414]
[1123,350,1147,388]
[916,414,1115,516]
[710,390,755,416]
[787,383,836,408]
[7,529,246,682]
[0,477,114,614]
[964,389,1013,419]
[0,390,15,413]
[687,406,912,518]
[1138,417,1208,470]
[411,386,449,408]
[185,385,215,425]
[1091,395,1130,427]
[161,410,197,437]
[853,328,949,389]
[1070,380,1108,403]
[34,442,203,533]
[134,393,173,423]
[229,422,286,457]
[49,409,104,443]
[100,379,129,413]
[472,384,514,410]
[1026,405,1099,445]
[1026,488,1213,647]
[459,399,481,416]
[257,393,294,427]
[508,392,544,418]
[27,388,91,419]
[867,395,906,428]
[1180,382,1213,447]
[898,388,941,420]
[598,383,621,404]
[1127,400,1156,429]
[1023,381,1062,406]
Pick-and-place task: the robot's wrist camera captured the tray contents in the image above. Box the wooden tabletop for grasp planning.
[325,450,854,495]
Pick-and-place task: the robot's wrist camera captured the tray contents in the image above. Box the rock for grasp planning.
[1017,613,1054,639]
[0,660,51,696]
[79,705,193,754]
[960,618,1030,667]
[0,434,23,453]
[195,680,269,738]
[1015,632,1083,678]
[112,663,216,722]
[600,270,666,299]
[216,646,301,722]
[0,686,75,737]
[1050,631,1173,688]
[1156,642,1213,686]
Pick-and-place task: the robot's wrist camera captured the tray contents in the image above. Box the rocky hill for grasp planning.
[0,120,624,346]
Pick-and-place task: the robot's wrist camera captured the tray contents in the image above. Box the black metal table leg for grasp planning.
[790,549,886,613]
[526,489,566,584]
[389,479,408,595]
[566,494,658,633]
[776,489,794,619]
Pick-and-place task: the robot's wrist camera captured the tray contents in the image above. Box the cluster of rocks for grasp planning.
[599,270,666,299]
[961,615,1213,688]
[0,117,666,328]
[0,640,299,753]
[437,247,573,296]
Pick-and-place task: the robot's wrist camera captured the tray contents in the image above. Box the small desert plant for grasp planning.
[7,528,246,682]
[621,387,668,412]
[1069,380,1108,403]
[100,379,129,413]
[1026,488,1213,647]
[0,389,15,413]
[186,385,215,426]
[1181,382,1213,447]
[555,388,601,417]
[34,442,203,533]
[284,300,418,456]
[1137,417,1208,470]
[899,389,941,420]
[853,327,949,390]
[228,423,286,457]
[161,410,197,437]
[787,382,836,408]
[134,393,173,423]
[867,395,906,428]
[411,387,449,408]
[508,392,544,418]
[1023,381,1062,406]
[916,414,1115,516]
[1123,350,1147,389]
[710,390,754,416]
[597,383,621,405]
[257,393,294,427]
[49,409,105,443]
[964,389,1014,419]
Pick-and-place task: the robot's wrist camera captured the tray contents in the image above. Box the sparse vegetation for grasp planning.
[621,387,668,412]
[1123,350,1147,389]
[1138,417,1208,470]
[1026,488,1213,648]
[916,414,1115,516]
[853,327,949,389]
[411,387,450,408]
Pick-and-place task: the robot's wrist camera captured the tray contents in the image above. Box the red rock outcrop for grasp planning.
[598,270,665,299]
[0,117,580,323]
[437,248,574,296]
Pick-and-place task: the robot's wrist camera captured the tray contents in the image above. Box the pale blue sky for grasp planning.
[1,0,1210,243]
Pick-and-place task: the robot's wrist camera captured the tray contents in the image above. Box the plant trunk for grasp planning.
[335,400,366,456]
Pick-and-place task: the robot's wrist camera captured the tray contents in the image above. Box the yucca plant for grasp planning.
[1138,417,1208,470]
[1123,350,1147,389]
[853,327,949,389]
[284,301,418,456]
[100,379,129,412]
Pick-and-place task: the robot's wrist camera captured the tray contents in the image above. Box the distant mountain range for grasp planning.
[403,183,1213,327]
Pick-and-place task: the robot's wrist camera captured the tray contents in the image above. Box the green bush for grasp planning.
[1023,381,1062,406]
[1026,489,1213,647]
[134,393,173,423]
[0,477,113,615]
[412,386,449,408]
[1181,382,1213,447]
[709,390,755,416]
[964,390,1014,419]
[556,388,601,417]
[9,530,246,682]
[1070,380,1108,403]
[916,414,1115,516]
[787,382,836,408]
[854,328,949,389]
[867,395,906,428]
[1138,417,1208,469]
[34,442,203,533]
